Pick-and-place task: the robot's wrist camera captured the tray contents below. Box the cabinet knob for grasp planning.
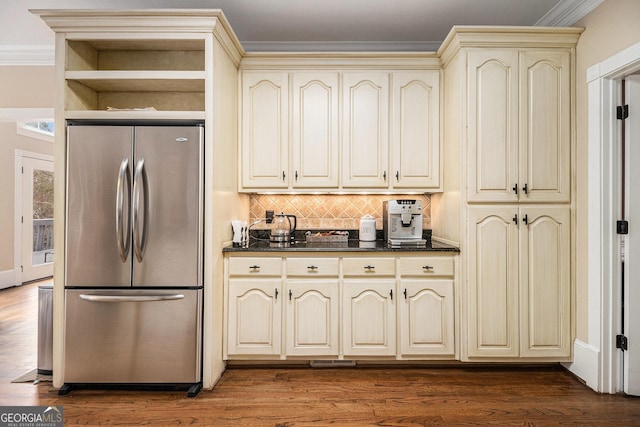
[522,183,528,194]
[364,265,375,271]
[249,265,260,271]
[523,214,529,225]
[307,265,318,271]
[422,265,434,271]
[512,183,518,194]
[512,215,518,225]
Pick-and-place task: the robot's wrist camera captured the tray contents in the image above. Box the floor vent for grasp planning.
[310,360,357,368]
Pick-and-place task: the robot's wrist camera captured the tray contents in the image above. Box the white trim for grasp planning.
[0,108,55,122]
[14,150,55,288]
[564,339,601,390]
[0,45,55,66]
[535,0,605,27]
[0,269,16,290]
[583,40,640,394]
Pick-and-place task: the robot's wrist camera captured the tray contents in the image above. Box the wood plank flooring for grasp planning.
[2,282,640,426]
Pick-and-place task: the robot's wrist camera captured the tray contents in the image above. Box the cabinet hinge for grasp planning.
[617,220,629,234]
[617,105,629,120]
[617,334,628,351]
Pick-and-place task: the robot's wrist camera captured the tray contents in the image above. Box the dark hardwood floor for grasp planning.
[2,281,640,426]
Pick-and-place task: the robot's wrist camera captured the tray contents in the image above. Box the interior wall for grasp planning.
[574,0,640,341]
[0,66,55,274]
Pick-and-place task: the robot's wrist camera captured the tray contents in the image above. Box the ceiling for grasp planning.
[1,0,602,58]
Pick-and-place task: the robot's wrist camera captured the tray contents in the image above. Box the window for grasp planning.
[17,120,54,142]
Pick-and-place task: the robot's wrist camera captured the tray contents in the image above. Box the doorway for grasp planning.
[15,151,54,284]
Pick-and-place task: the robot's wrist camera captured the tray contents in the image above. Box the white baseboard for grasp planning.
[0,269,16,290]
[563,339,600,392]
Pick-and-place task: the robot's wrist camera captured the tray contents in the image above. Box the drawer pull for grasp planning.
[422,265,434,271]
[364,265,375,271]
[307,265,318,271]
[249,265,260,271]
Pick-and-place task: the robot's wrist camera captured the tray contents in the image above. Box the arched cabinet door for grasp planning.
[227,279,282,356]
[241,72,289,189]
[467,206,520,358]
[519,206,570,358]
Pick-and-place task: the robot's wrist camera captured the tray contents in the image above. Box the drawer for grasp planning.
[398,257,454,277]
[228,257,282,276]
[343,257,395,277]
[287,258,339,277]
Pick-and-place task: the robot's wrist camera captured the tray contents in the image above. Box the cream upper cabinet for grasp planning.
[519,50,571,203]
[342,72,390,188]
[291,73,340,188]
[467,49,571,203]
[467,205,570,359]
[467,50,519,203]
[241,72,289,189]
[391,71,441,189]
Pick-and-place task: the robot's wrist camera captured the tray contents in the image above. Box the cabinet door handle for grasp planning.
[403,288,407,299]
[512,183,518,194]
[389,289,393,300]
[396,171,400,181]
[364,265,375,271]
[523,214,529,225]
[295,170,299,181]
[422,265,434,271]
[522,183,528,194]
[275,288,279,299]
[383,171,387,181]
[249,265,260,271]
[289,289,292,301]
[282,171,286,181]
[307,265,318,271]
[512,215,518,225]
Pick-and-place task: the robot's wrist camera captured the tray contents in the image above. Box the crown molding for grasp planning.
[535,0,605,26]
[0,45,54,66]
[242,41,441,53]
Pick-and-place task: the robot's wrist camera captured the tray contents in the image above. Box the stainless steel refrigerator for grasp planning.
[63,122,203,396]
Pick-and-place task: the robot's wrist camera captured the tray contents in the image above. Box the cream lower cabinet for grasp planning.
[398,257,455,357]
[226,257,283,357]
[342,258,396,356]
[226,254,458,360]
[467,206,570,359]
[285,258,340,356]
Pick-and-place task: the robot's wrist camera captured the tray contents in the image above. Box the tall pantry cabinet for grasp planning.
[433,27,582,361]
[33,9,246,389]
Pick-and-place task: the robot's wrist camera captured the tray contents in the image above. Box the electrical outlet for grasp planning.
[266,210,274,224]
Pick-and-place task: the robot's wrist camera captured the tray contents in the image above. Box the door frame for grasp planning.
[13,150,54,286]
[576,41,640,393]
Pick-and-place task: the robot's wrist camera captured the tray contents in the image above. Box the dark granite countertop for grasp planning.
[223,229,459,253]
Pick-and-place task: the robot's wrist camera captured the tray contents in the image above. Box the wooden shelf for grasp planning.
[66,71,205,92]
[65,110,206,121]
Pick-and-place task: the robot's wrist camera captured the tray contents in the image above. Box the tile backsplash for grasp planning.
[249,194,431,230]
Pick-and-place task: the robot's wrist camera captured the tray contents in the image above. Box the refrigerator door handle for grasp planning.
[133,158,149,263]
[115,158,131,263]
[78,294,185,302]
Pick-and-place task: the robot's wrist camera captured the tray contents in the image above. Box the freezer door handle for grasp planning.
[78,293,185,302]
[116,158,131,263]
[133,158,149,263]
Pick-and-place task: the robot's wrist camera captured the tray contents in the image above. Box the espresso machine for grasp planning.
[383,200,426,248]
